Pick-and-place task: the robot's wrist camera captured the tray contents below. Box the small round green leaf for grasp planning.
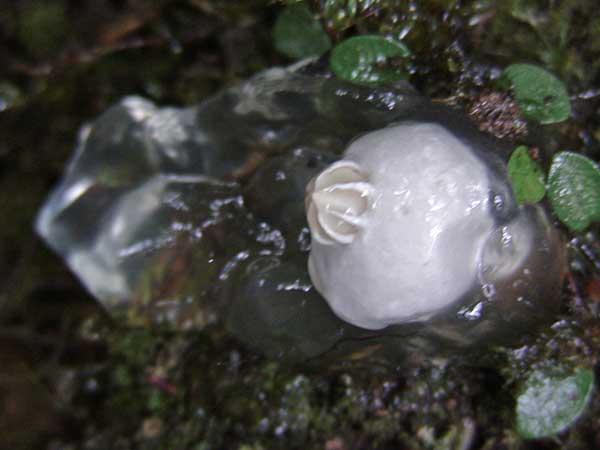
[501,64,571,124]
[330,35,411,85]
[507,146,546,204]
[516,368,594,439]
[547,151,600,231]
[273,3,332,59]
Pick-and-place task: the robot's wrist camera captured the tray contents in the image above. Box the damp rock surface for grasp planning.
[37,64,565,362]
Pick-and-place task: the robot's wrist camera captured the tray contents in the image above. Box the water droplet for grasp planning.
[458,302,484,321]
[482,283,496,298]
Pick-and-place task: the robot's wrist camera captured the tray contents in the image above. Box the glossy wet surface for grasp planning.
[36,65,565,363]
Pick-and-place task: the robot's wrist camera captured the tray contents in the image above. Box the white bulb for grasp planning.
[306,122,496,330]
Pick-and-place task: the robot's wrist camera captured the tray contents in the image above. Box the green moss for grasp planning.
[18,0,67,56]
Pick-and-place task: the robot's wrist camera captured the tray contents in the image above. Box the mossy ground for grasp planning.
[1,1,599,449]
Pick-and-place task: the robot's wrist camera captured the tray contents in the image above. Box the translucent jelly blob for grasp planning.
[36,63,565,362]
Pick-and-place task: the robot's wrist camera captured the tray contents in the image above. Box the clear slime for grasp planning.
[36,63,564,361]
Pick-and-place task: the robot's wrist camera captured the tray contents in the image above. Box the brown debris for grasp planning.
[588,277,600,303]
[99,9,160,45]
[468,91,527,140]
[325,437,346,450]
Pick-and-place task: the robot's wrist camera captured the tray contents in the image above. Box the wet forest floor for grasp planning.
[1,1,600,449]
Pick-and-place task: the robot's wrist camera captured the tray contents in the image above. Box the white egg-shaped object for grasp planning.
[306,122,503,330]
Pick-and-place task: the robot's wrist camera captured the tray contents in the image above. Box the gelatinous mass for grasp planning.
[37,63,564,361]
[306,122,562,331]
